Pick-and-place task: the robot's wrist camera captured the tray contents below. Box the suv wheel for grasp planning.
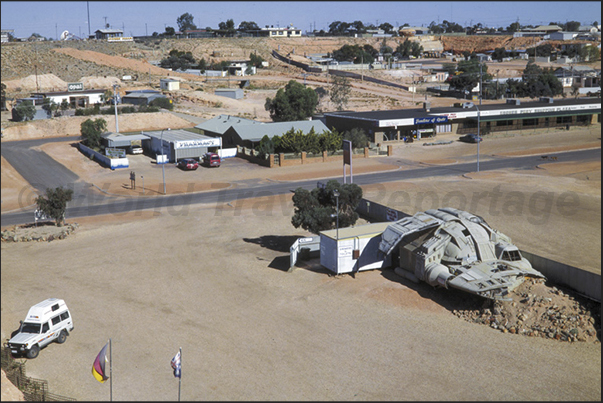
[56,330,67,344]
[27,345,40,359]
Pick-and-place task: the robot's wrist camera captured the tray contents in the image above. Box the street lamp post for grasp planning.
[474,104,480,172]
[112,84,120,133]
[160,128,170,195]
[333,189,340,241]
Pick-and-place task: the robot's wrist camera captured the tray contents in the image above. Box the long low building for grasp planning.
[140,129,222,162]
[319,97,601,143]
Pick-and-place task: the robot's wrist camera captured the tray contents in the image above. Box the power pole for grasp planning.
[87,1,91,36]
[55,23,58,40]
[103,16,108,28]
[145,23,148,36]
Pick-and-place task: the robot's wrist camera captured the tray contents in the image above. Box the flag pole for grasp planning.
[178,347,182,401]
[109,338,113,402]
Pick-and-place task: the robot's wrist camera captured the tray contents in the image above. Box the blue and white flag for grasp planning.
[171,351,181,378]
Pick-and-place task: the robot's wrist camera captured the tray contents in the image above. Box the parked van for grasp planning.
[6,298,74,359]
[202,152,221,167]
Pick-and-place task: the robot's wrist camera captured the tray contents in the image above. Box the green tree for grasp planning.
[332,44,375,64]
[492,47,506,61]
[291,180,363,234]
[12,100,36,122]
[343,127,369,148]
[41,98,58,118]
[506,22,521,33]
[238,21,260,32]
[218,19,236,36]
[319,129,342,155]
[264,80,318,122]
[249,52,265,68]
[149,97,173,110]
[80,118,107,149]
[329,75,351,111]
[160,49,196,70]
[35,186,74,227]
[256,135,275,158]
[177,13,197,32]
[394,39,423,59]
[59,99,70,115]
[100,89,113,104]
[164,26,175,36]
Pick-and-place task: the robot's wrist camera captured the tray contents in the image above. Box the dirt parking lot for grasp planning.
[1,124,600,400]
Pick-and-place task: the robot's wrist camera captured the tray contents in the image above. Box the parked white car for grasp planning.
[6,298,74,359]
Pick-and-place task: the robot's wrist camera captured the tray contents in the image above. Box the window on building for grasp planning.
[522,118,538,126]
[556,116,573,124]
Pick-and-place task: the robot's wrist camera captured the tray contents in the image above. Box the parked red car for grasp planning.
[177,158,199,170]
[202,152,221,167]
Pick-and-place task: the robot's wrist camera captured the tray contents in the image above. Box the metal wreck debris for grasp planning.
[378,208,545,301]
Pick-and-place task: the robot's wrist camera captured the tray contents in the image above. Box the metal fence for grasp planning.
[1,346,76,401]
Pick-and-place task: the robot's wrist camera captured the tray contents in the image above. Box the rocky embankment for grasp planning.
[454,278,600,343]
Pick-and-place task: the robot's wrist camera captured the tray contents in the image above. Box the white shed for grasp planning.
[160,79,180,91]
[320,222,392,275]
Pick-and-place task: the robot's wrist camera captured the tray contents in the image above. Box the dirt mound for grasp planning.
[2,73,67,93]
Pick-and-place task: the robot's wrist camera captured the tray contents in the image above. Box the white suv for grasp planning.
[6,298,74,359]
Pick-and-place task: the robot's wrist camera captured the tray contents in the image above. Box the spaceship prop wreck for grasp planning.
[378,208,546,301]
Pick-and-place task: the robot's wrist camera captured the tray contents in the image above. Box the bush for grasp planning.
[149,97,174,110]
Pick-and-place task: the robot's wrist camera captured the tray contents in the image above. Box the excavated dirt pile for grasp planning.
[454,278,600,343]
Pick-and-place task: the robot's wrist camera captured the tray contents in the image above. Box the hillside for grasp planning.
[0,34,571,85]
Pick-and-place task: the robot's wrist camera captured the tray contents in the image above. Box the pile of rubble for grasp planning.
[1,223,78,243]
[453,278,600,343]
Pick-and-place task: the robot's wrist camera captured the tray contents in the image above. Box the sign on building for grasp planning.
[414,116,449,125]
[105,147,126,158]
[67,82,84,92]
[174,138,221,149]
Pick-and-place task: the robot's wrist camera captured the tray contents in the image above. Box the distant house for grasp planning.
[122,91,167,106]
[549,31,577,41]
[94,28,123,40]
[261,25,302,38]
[474,53,492,62]
[1,29,14,43]
[531,25,563,34]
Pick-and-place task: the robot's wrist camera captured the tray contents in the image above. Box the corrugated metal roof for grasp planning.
[141,129,216,142]
[194,114,261,135]
[232,120,330,142]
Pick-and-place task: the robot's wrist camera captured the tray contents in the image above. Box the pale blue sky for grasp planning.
[1,1,600,39]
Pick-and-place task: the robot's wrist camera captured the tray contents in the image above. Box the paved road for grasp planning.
[1,143,599,227]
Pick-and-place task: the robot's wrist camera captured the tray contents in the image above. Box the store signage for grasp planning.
[67,82,84,92]
[174,138,221,149]
[414,116,449,125]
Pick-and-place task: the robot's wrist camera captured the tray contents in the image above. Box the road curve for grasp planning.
[2,147,599,227]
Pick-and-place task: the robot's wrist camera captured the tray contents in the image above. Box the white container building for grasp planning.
[320,222,392,275]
